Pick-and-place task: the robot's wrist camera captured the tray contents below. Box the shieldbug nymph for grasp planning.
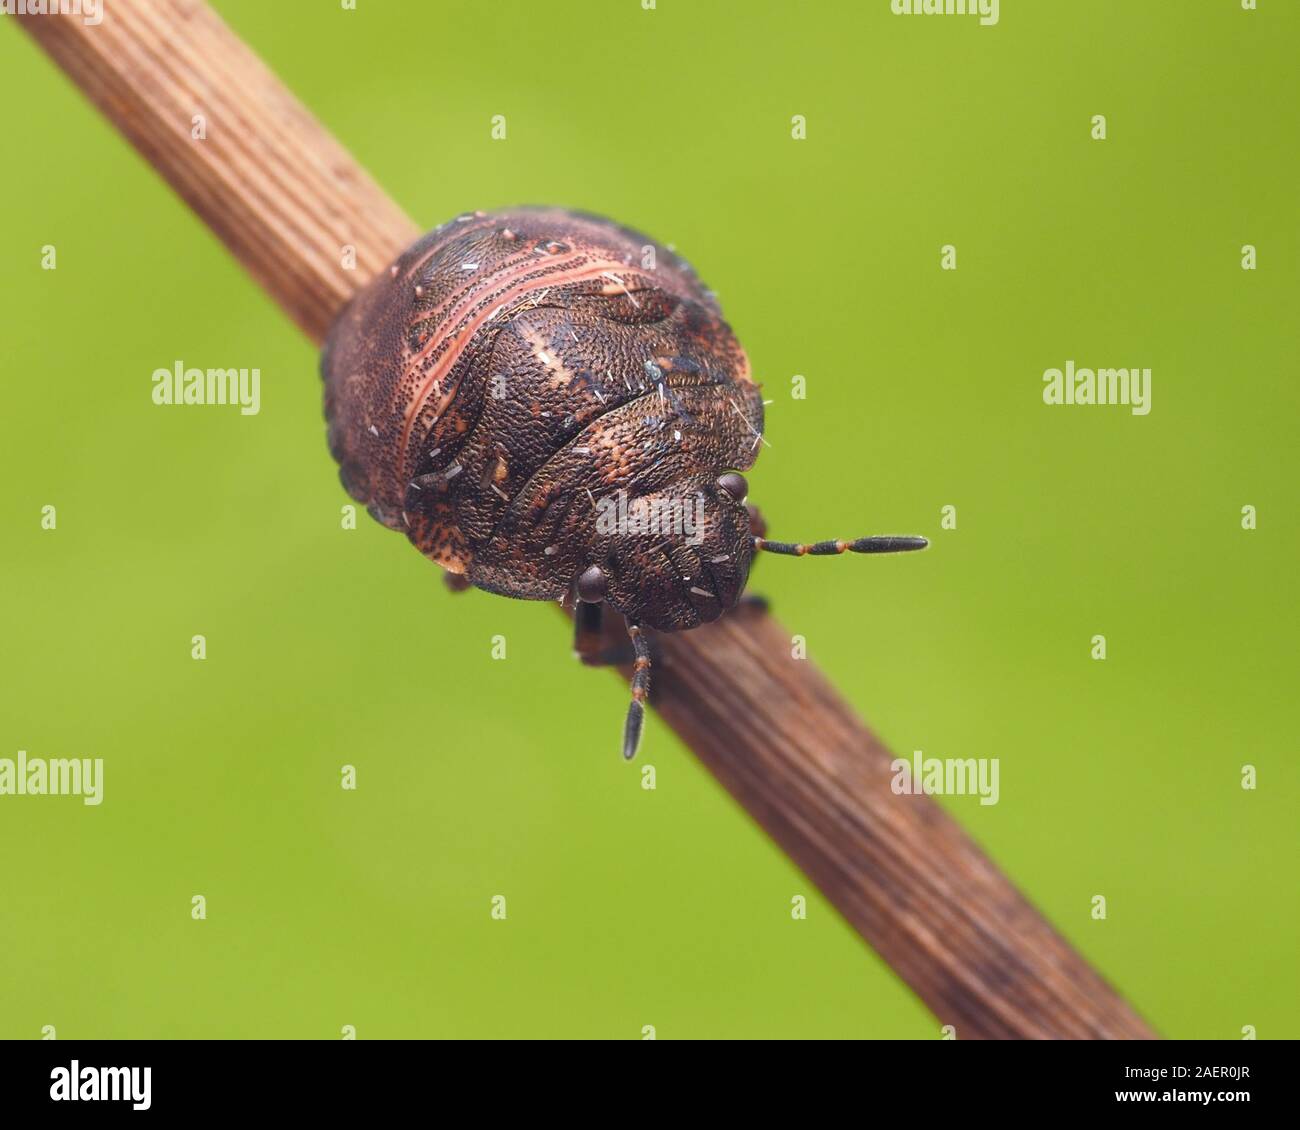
[322,207,926,759]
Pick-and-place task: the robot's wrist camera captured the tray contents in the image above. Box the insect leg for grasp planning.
[443,571,473,593]
[574,600,640,666]
[574,600,612,662]
[623,622,651,761]
[573,605,657,755]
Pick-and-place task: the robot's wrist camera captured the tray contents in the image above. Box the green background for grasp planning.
[1,0,1296,1039]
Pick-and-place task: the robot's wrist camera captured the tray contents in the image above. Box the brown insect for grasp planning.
[322,207,926,758]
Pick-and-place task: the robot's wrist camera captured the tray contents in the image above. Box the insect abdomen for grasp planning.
[322,207,762,595]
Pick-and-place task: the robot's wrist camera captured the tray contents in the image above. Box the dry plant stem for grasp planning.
[18,0,1156,1039]
[19,0,416,341]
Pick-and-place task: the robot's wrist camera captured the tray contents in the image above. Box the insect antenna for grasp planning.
[754,535,929,556]
[622,622,652,760]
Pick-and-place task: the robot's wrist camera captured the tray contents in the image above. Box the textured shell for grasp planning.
[322,207,764,602]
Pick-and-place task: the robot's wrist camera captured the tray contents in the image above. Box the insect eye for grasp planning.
[717,472,748,501]
[576,564,608,604]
